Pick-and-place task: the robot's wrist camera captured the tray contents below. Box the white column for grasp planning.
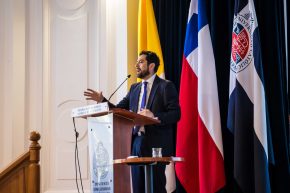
[0,0,26,167]
[26,0,43,141]
[98,0,128,104]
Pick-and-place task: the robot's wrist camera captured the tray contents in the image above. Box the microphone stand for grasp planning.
[108,74,131,101]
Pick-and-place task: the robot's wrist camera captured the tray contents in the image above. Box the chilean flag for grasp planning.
[176,0,226,192]
[227,0,273,192]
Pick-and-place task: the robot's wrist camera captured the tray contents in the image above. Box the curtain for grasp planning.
[152,0,289,192]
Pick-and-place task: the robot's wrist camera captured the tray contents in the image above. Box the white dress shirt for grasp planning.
[137,74,156,133]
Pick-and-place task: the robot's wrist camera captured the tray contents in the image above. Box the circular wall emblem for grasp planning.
[230,13,253,73]
[93,142,109,179]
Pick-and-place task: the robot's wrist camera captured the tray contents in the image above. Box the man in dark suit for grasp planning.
[84,50,180,193]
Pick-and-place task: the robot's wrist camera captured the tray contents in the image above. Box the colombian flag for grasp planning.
[138,0,165,80]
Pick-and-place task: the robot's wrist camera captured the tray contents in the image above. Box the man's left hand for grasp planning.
[138,109,154,118]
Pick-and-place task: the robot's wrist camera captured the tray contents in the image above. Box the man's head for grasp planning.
[136,51,160,79]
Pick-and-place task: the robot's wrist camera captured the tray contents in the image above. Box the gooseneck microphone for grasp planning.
[108,74,131,101]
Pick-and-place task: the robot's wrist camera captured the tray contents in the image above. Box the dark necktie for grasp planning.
[140,81,148,110]
[133,81,148,134]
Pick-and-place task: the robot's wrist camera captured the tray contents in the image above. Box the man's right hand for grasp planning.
[84,89,104,103]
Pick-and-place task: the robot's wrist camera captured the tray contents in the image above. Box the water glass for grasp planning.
[152,148,162,157]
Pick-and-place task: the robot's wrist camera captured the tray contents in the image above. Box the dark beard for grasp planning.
[137,69,150,79]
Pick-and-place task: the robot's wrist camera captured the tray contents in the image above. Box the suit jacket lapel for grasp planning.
[147,76,160,109]
[132,83,142,112]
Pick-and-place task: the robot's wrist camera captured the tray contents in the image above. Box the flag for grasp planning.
[227,0,273,192]
[138,0,165,79]
[176,0,225,193]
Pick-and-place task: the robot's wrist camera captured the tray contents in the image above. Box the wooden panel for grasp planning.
[0,131,40,193]
[113,114,134,193]
[0,162,27,193]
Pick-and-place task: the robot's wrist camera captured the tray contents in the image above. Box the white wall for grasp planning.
[0,0,130,192]
[0,0,26,168]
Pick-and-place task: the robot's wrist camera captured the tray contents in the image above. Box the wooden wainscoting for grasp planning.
[0,131,41,193]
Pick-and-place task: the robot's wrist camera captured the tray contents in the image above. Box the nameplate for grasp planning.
[71,102,109,118]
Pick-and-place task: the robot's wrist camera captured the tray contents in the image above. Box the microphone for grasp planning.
[108,74,131,101]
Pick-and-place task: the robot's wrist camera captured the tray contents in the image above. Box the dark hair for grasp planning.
[139,50,160,73]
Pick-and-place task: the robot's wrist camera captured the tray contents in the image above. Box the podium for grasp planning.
[72,103,160,193]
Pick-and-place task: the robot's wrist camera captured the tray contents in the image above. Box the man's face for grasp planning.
[136,54,150,79]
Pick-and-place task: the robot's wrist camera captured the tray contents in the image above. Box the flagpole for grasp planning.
[283,0,288,93]
[284,0,290,163]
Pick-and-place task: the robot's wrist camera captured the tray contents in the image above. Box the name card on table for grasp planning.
[71,102,109,118]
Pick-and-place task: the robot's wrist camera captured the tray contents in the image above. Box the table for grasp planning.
[114,157,184,193]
